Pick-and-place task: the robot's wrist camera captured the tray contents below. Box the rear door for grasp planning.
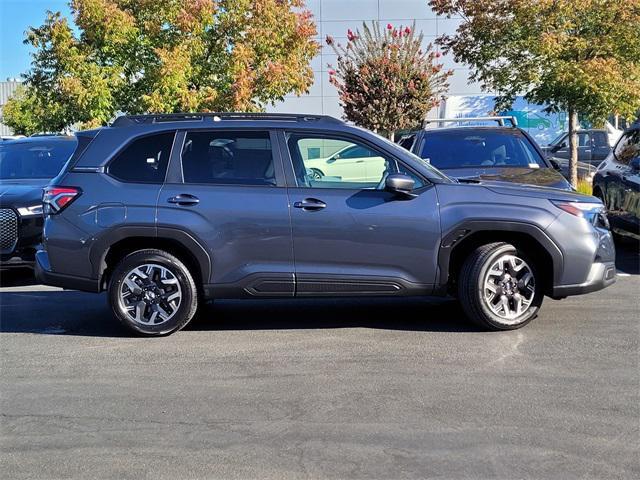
[157,129,294,296]
[281,130,441,296]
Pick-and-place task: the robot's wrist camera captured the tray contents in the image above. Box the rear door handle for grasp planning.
[293,198,326,211]
[167,194,200,206]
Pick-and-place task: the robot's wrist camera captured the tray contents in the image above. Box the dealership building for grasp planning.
[0,1,589,142]
[266,0,476,118]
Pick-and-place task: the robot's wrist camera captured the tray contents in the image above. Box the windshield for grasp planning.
[549,132,567,146]
[358,128,453,182]
[0,138,77,180]
[419,130,545,170]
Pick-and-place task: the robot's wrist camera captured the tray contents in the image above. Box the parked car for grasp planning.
[36,113,615,336]
[304,144,386,182]
[0,136,78,268]
[541,129,613,167]
[400,117,572,190]
[592,126,640,239]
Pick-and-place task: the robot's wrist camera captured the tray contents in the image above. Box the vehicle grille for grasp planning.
[0,208,18,254]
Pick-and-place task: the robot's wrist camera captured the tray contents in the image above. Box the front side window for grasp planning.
[108,132,175,183]
[419,130,545,169]
[287,133,423,189]
[614,130,640,166]
[181,131,275,186]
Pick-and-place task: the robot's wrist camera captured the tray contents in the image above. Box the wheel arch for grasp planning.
[92,226,211,291]
[438,221,563,296]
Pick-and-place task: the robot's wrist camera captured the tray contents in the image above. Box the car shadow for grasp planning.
[0,267,37,287]
[615,237,640,275]
[1,239,637,338]
[0,287,481,337]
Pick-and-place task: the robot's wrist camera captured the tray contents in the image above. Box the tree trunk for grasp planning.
[568,107,579,188]
[388,130,395,142]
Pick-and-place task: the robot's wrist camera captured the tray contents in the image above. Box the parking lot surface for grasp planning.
[1,243,639,479]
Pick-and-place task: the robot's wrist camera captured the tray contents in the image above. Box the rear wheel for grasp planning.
[108,249,198,336]
[458,242,543,330]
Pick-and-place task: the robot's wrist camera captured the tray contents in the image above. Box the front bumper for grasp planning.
[35,249,100,292]
[551,261,616,298]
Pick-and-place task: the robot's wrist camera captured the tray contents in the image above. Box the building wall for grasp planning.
[267,0,483,117]
[0,81,20,136]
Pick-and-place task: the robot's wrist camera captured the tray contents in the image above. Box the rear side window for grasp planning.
[108,132,175,183]
[181,131,275,186]
[592,131,608,148]
[419,130,545,169]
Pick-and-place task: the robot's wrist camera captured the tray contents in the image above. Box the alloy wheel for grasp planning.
[482,254,536,324]
[117,263,182,326]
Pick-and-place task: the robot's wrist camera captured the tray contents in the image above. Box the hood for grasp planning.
[442,166,572,190]
[0,179,47,207]
[482,182,597,203]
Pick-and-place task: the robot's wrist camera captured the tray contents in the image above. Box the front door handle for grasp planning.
[167,194,200,206]
[293,198,326,211]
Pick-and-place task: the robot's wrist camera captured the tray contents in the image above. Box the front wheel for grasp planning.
[108,249,199,336]
[458,242,543,330]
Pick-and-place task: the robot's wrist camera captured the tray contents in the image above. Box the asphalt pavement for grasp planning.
[1,243,638,479]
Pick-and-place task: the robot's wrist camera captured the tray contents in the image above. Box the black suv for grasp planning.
[593,126,640,238]
[399,117,572,190]
[0,136,77,267]
[37,113,615,336]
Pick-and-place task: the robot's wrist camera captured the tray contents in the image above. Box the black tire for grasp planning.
[309,168,324,180]
[458,242,543,330]
[108,249,199,336]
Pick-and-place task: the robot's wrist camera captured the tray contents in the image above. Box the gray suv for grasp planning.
[36,113,616,336]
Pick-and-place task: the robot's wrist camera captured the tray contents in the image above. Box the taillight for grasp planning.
[43,186,81,214]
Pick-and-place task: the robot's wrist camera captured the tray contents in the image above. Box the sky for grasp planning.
[0,0,72,80]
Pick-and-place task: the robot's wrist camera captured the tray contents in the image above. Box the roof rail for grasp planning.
[111,112,344,127]
[423,116,518,128]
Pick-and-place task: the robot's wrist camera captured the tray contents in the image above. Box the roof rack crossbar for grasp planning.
[423,116,518,128]
[111,112,344,127]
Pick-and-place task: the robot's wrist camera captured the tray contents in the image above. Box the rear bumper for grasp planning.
[551,261,616,298]
[35,249,100,292]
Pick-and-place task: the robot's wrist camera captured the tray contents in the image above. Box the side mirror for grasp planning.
[549,158,562,171]
[630,158,640,172]
[385,173,416,198]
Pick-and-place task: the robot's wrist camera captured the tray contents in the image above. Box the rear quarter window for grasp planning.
[108,132,175,183]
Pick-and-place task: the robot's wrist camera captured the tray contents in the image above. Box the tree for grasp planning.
[326,22,452,141]
[3,0,319,134]
[429,0,640,187]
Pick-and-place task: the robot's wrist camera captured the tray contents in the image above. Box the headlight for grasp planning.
[17,204,44,217]
[550,200,609,228]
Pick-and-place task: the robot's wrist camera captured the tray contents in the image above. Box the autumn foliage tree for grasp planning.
[2,0,319,134]
[430,0,640,187]
[327,22,452,140]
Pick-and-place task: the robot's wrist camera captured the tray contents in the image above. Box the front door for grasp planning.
[282,131,441,296]
[157,129,294,297]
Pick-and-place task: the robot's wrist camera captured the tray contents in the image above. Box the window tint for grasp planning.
[181,131,275,186]
[398,134,416,150]
[108,132,174,183]
[614,130,640,166]
[593,131,609,148]
[287,133,423,189]
[0,138,77,180]
[419,130,545,169]
[577,132,590,147]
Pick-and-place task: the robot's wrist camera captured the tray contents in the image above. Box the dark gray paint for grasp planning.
[38,116,615,301]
